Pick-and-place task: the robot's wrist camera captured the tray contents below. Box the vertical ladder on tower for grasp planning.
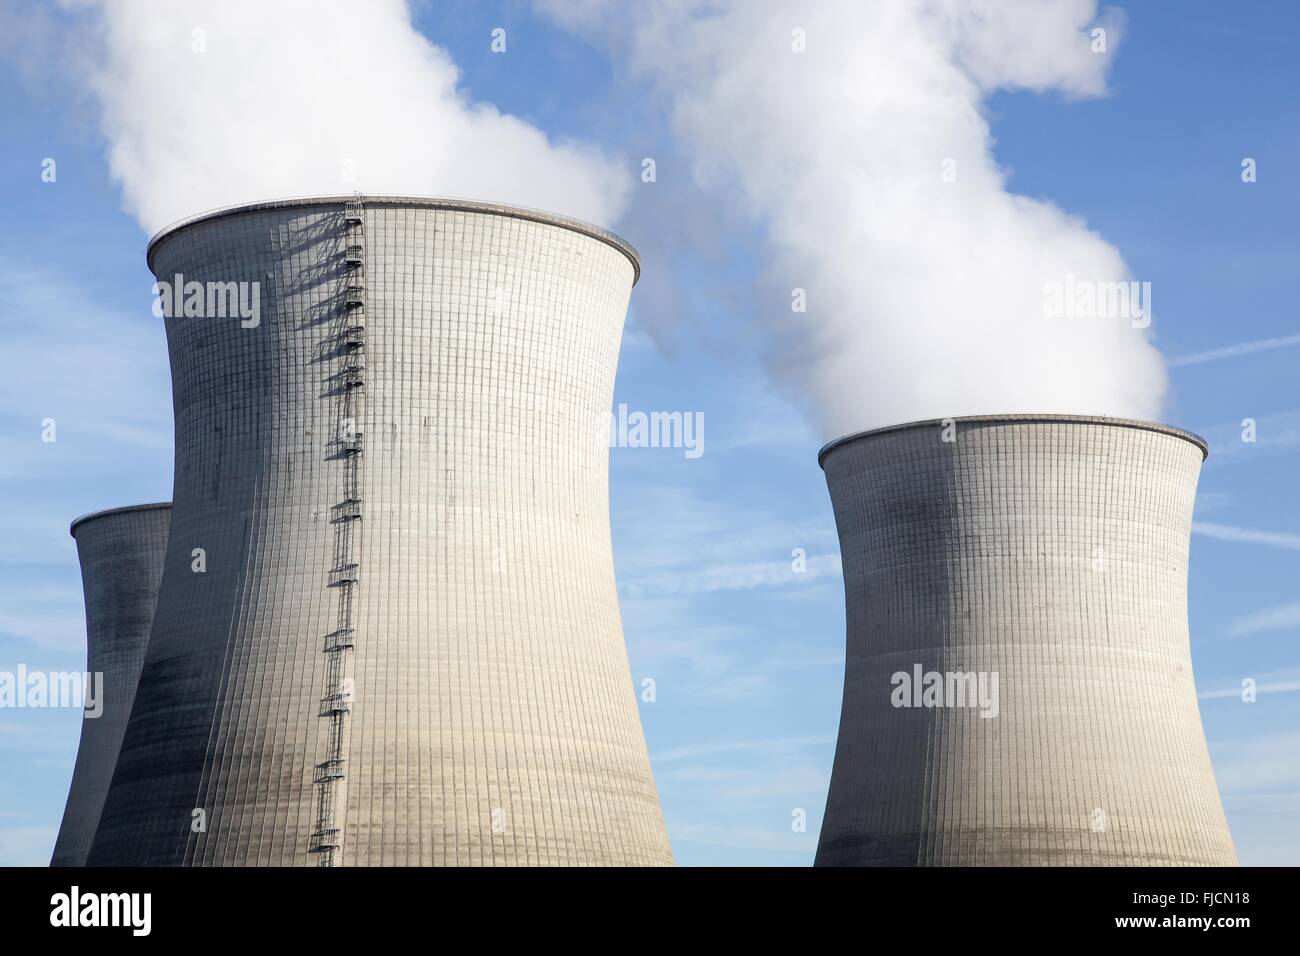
[310,195,367,866]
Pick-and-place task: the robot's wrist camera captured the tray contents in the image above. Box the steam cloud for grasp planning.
[69,0,629,232]
[543,0,1169,438]
[21,0,1170,439]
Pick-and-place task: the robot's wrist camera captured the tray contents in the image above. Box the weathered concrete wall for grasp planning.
[89,198,670,866]
[52,503,170,867]
[816,416,1236,866]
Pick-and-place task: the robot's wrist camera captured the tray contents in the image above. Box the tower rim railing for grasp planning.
[817,414,1210,469]
[70,501,172,538]
[145,193,641,285]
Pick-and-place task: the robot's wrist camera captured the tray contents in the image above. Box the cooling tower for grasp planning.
[51,502,170,867]
[815,415,1236,866]
[88,196,671,866]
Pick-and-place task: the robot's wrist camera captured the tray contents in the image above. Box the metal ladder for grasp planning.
[309,196,367,865]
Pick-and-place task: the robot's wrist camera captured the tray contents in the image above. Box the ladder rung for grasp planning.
[308,828,341,852]
[329,564,359,585]
[324,629,355,652]
[319,694,351,716]
[332,498,363,521]
[313,760,345,784]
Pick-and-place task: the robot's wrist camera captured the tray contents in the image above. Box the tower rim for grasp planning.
[145,194,641,284]
[70,502,172,539]
[817,414,1209,469]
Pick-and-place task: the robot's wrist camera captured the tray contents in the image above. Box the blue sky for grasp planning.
[1,1,1298,866]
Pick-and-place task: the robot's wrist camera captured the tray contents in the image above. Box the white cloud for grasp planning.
[0,264,170,652]
[621,597,749,673]
[1197,407,1300,466]
[0,825,58,867]
[652,734,834,765]
[1209,728,1300,865]
[0,715,79,756]
[542,0,1165,439]
[1211,729,1300,795]
[623,552,841,599]
[664,819,818,855]
[1194,490,1234,514]
[614,480,838,594]
[0,590,86,651]
[0,267,171,476]
[58,0,628,232]
[660,762,829,801]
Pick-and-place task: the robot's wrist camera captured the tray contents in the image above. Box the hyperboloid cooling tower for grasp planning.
[89,196,671,866]
[815,415,1236,867]
[52,502,170,867]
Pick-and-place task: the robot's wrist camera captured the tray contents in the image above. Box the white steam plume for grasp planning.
[68,0,629,232]
[543,0,1168,438]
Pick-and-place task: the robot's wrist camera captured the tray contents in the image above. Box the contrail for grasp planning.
[1170,332,1300,367]
[1200,680,1300,700]
[1193,522,1300,550]
[1228,600,1300,637]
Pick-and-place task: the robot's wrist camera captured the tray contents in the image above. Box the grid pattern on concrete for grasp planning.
[815,418,1237,866]
[88,200,671,866]
[52,504,170,867]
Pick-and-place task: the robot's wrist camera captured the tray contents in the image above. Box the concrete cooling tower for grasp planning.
[51,502,170,867]
[88,196,671,866]
[815,415,1236,867]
